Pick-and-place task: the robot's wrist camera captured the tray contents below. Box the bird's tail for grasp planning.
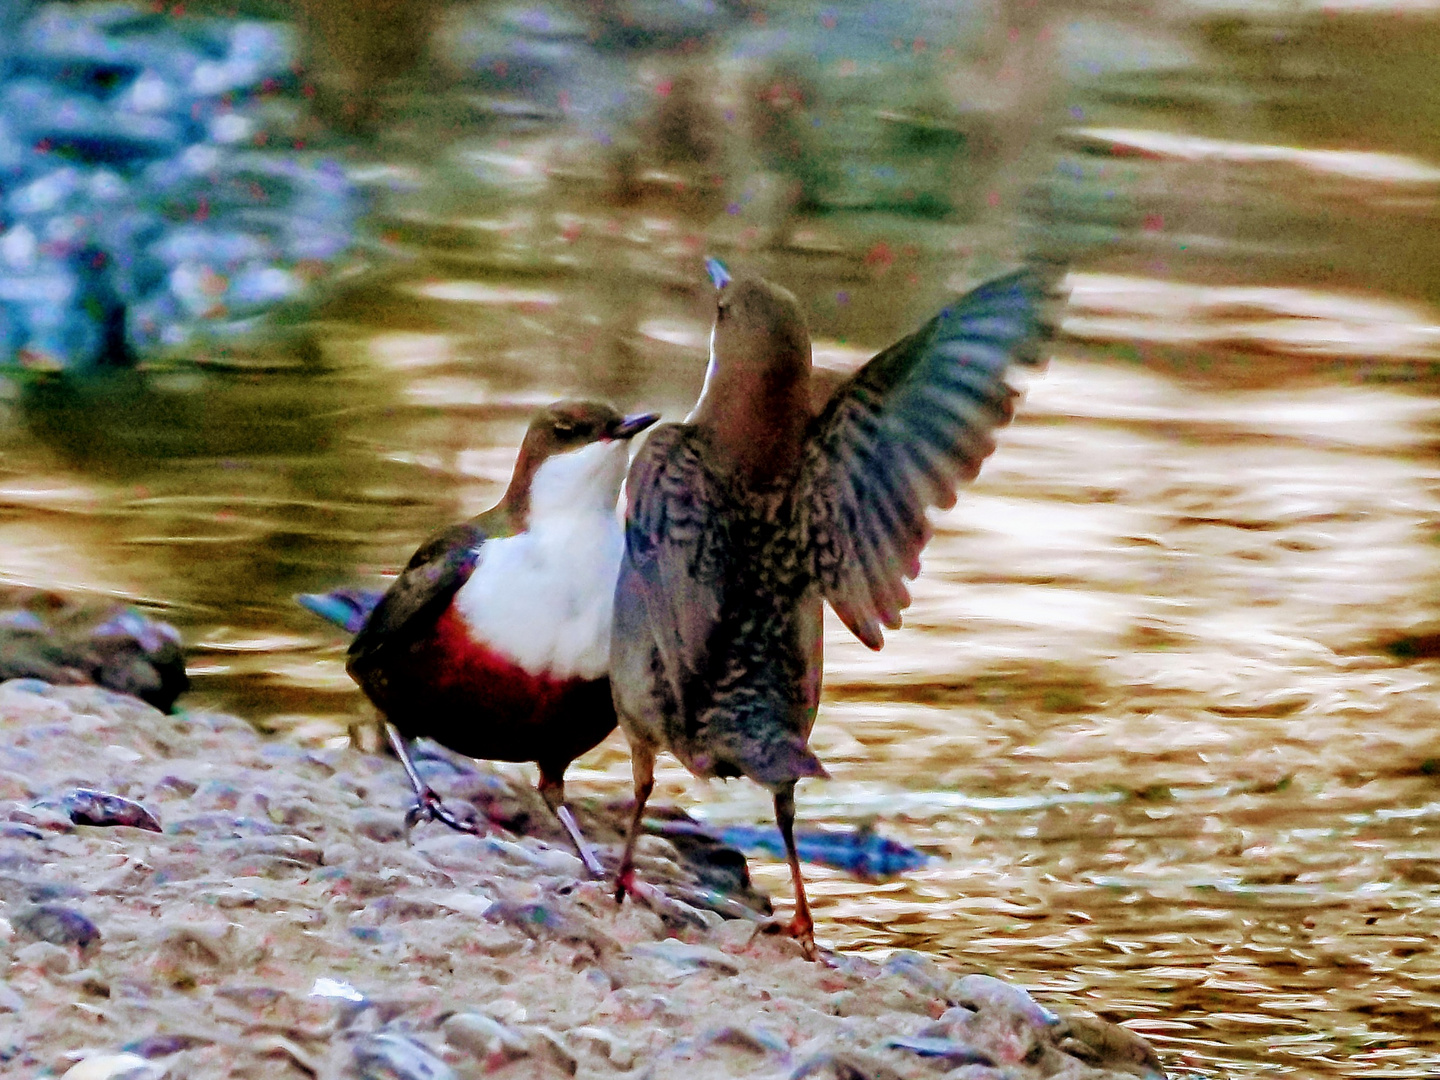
[294,588,384,635]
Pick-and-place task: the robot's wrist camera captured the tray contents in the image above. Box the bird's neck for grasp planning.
[689,352,812,489]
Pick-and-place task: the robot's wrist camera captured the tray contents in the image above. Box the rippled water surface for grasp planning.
[7,3,1440,1077]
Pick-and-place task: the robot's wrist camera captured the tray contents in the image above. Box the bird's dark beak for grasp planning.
[610,412,661,440]
[705,256,731,290]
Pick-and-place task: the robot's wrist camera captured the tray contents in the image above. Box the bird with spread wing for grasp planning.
[610,258,1061,957]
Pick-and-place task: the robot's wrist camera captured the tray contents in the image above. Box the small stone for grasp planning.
[13,903,100,947]
[351,808,406,842]
[60,1053,160,1080]
[628,939,741,975]
[708,917,764,952]
[353,1032,457,1080]
[1053,1014,1166,1078]
[444,1011,530,1064]
[698,1024,788,1055]
[63,789,162,832]
[882,1035,994,1065]
[950,975,1058,1029]
[944,1067,1008,1080]
[15,940,77,974]
[568,1025,638,1070]
[881,950,951,995]
[523,1026,578,1076]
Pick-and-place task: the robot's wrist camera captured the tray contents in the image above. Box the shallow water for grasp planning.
[6,2,1440,1077]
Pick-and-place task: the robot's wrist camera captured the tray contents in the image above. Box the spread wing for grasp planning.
[346,521,486,676]
[618,424,729,713]
[799,265,1057,650]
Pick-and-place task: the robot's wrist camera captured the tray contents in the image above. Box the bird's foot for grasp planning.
[613,865,636,906]
[751,914,821,961]
[403,787,484,840]
[613,867,667,909]
[787,913,819,962]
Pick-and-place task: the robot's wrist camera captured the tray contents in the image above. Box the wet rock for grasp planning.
[352,1031,457,1080]
[15,938,78,974]
[522,1025,579,1075]
[63,788,162,832]
[13,903,100,947]
[882,1034,994,1066]
[0,603,187,712]
[121,1033,211,1058]
[697,1023,790,1056]
[1053,1015,1166,1079]
[0,4,358,370]
[882,950,953,996]
[5,799,74,833]
[443,1011,531,1066]
[789,1048,908,1080]
[950,975,1060,1029]
[568,1024,640,1069]
[60,1053,162,1080]
[149,919,262,976]
[627,939,741,976]
[352,807,406,843]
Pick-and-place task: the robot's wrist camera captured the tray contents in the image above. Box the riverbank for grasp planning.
[0,680,1161,1080]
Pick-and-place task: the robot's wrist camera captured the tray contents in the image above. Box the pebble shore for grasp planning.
[0,681,1164,1080]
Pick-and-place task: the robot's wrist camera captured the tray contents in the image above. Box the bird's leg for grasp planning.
[537,766,604,880]
[613,742,656,905]
[384,722,483,837]
[775,782,818,960]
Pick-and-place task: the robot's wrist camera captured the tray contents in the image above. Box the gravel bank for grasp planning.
[0,681,1163,1080]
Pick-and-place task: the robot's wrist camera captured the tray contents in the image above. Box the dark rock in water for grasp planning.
[0,2,359,370]
[63,787,162,832]
[13,902,101,947]
[1053,1014,1167,1080]
[0,599,188,712]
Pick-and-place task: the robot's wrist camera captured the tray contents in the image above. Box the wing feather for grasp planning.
[347,521,486,675]
[619,424,728,713]
[800,265,1058,650]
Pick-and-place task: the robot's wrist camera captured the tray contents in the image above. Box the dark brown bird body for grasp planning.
[611,263,1056,954]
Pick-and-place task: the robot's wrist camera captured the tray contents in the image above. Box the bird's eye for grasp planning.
[553,420,577,437]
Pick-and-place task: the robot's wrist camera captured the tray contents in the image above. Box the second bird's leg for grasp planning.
[385,722,483,837]
[614,742,656,905]
[537,767,605,879]
[775,782,818,960]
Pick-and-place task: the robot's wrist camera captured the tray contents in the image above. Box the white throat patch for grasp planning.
[452,439,629,681]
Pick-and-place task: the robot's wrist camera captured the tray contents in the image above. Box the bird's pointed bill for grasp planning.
[705,256,731,290]
[612,412,662,439]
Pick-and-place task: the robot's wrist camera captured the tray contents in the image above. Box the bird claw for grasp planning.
[751,915,820,961]
[403,788,484,840]
[613,867,666,909]
[787,915,819,962]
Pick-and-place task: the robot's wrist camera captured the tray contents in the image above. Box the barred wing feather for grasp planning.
[621,424,729,707]
[800,266,1054,650]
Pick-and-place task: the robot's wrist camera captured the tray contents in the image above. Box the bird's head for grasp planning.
[507,401,660,523]
[690,258,812,484]
[704,257,810,385]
